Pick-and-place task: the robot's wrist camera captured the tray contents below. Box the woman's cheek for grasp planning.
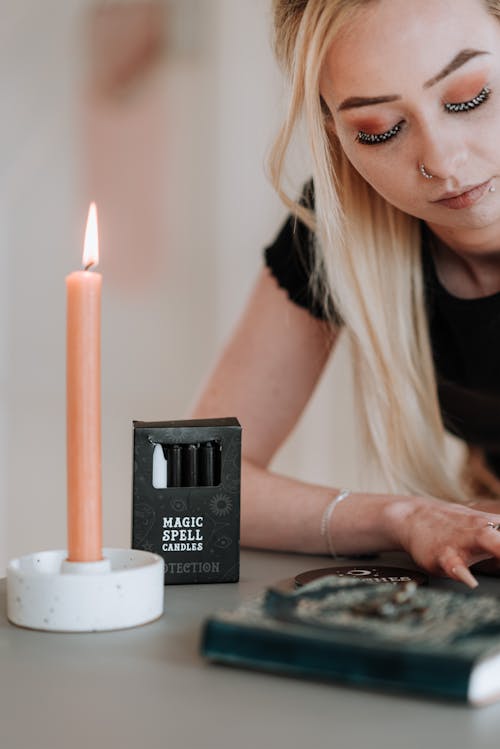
[337,134,419,211]
[357,162,419,212]
[345,149,393,192]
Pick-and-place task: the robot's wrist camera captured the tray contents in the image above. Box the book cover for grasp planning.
[200,576,500,705]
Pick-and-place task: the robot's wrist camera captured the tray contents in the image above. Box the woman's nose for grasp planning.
[419,125,468,182]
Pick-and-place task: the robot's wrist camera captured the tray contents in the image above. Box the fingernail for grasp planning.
[452,565,479,589]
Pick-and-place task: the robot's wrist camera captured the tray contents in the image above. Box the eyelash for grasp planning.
[444,85,490,112]
[356,86,491,145]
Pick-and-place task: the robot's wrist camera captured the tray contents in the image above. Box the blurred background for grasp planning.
[0,0,360,575]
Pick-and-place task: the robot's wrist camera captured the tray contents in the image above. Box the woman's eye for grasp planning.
[357,122,403,146]
[444,86,491,113]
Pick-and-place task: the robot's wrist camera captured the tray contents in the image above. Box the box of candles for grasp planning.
[132,418,241,584]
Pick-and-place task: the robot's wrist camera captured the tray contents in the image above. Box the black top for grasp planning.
[264,201,500,476]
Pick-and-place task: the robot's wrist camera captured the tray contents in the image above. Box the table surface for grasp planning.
[2,549,500,749]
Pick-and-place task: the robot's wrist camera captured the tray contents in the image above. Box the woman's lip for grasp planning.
[433,179,492,209]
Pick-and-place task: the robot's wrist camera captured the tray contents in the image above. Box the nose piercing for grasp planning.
[419,163,434,180]
[489,183,496,192]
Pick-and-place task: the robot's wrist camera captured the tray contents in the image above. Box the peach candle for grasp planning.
[66,203,103,562]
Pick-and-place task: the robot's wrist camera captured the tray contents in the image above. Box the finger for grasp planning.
[477,524,500,558]
[450,564,479,589]
[439,548,479,589]
[484,518,500,528]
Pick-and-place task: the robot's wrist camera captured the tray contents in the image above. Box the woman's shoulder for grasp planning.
[263,179,331,321]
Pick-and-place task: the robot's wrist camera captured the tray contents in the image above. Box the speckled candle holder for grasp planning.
[6,547,164,632]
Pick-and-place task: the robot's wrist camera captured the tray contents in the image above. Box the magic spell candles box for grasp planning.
[132,418,241,584]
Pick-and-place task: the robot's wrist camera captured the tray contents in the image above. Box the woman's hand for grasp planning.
[388,496,500,588]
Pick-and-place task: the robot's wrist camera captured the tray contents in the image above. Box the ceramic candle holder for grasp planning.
[6,547,164,632]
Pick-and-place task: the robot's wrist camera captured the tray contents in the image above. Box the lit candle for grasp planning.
[66,203,103,562]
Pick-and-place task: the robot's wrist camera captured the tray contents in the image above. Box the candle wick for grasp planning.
[83,262,96,272]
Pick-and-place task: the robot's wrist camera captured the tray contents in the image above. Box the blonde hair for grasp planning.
[269,0,500,500]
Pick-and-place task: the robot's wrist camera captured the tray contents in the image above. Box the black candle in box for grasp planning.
[132,418,241,584]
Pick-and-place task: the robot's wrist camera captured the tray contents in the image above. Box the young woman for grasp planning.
[191,0,500,587]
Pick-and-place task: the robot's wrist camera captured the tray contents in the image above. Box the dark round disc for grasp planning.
[294,565,428,588]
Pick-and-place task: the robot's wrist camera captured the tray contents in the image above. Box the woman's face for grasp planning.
[321,0,500,243]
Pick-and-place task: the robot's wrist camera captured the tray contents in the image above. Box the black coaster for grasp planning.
[295,565,428,588]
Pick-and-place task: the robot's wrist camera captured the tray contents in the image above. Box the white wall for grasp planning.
[0,0,359,575]
[0,206,7,574]
[0,0,85,573]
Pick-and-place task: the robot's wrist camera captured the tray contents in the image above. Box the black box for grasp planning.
[132,418,241,584]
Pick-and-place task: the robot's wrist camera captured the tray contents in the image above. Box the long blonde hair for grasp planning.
[269,0,500,500]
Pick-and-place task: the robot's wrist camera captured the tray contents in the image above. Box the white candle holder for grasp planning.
[6,548,164,632]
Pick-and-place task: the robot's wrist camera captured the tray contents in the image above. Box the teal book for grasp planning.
[200,576,500,705]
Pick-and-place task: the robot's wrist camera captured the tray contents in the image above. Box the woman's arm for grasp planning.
[191,267,339,468]
[189,268,500,586]
[189,266,347,551]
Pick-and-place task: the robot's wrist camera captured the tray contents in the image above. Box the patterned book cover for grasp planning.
[201,576,500,705]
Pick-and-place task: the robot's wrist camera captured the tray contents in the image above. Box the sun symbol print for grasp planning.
[170,498,187,513]
[209,492,233,517]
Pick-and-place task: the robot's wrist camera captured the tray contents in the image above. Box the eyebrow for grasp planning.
[336,48,490,111]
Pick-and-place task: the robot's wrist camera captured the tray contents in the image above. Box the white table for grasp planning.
[1,549,500,749]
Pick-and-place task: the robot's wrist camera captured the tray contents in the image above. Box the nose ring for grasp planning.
[420,163,434,180]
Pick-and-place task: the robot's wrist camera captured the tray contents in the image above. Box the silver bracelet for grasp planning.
[320,489,351,557]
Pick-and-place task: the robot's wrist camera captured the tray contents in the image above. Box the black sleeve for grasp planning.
[263,182,339,323]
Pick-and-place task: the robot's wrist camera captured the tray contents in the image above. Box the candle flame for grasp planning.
[82,202,99,270]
